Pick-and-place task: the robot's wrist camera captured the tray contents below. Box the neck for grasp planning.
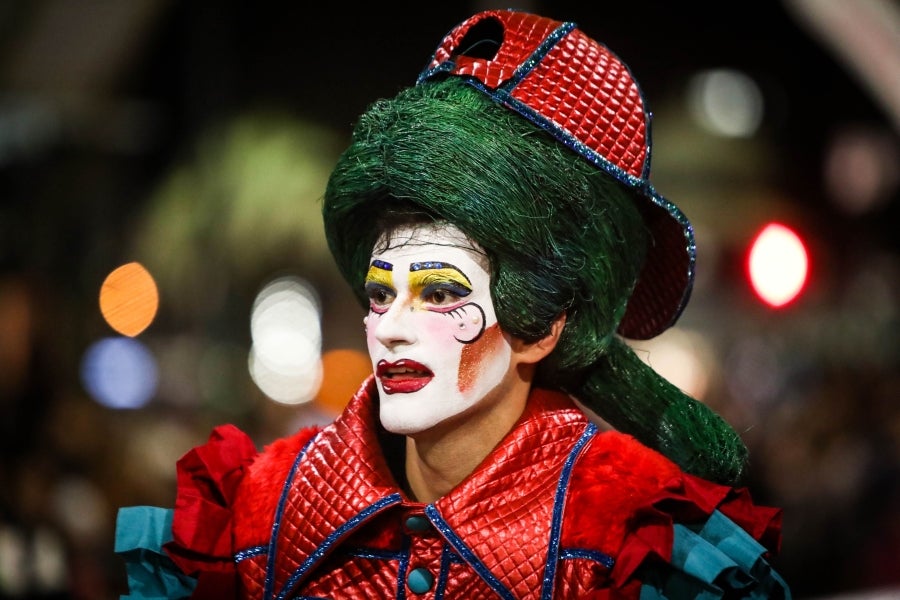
[404,377,531,503]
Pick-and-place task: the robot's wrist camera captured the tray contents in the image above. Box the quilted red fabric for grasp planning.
[424,11,647,180]
[157,377,783,599]
[232,378,597,598]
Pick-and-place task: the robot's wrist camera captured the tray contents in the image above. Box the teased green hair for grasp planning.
[323,78,748,485]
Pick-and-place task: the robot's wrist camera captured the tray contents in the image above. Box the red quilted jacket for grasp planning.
[163,377,784,599]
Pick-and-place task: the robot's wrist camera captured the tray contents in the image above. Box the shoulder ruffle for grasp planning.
[116,424,322,599]
[115,506,196,600]
[161,424,259,599]
[563,430,789,597]
[635,509,791,599]
[611,470,785,591]
[231,425,321,551]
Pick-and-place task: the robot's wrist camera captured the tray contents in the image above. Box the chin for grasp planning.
[379,415,433,436]
[379,400,433,436]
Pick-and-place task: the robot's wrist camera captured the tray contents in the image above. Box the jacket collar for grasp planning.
[271,375,594,597]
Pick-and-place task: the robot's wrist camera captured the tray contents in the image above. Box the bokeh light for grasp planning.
[0,522,67,596]
[747,222,810,308]
[725,335,787,408]
[629,327,714,400]
[687,68,764,138]
[80,336,159,409]
[249,276,323,404]
[0,526,27,596]
[51,477,109,542]
[824,125,900,215]
[99,262,159,336]
[315,349,373,415]
[123,419,199,484]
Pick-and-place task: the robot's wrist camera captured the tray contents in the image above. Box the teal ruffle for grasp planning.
[639,510,791,599]
[114,506,197,600]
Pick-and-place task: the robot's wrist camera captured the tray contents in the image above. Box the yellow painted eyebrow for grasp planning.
[365,260,393,288]
[409,261,471,284]
[407,265,472,294]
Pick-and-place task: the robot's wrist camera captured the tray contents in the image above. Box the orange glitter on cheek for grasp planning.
[458,323,502,393]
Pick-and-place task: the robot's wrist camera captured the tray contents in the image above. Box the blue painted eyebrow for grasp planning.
[371,259,393,270]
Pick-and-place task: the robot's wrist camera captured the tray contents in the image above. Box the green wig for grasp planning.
[322,78,748,485]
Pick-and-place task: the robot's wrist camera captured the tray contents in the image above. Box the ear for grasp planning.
[512,313,566,365]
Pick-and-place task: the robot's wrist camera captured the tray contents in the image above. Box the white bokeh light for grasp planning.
[249,276,323,404]
[687,68,764,138]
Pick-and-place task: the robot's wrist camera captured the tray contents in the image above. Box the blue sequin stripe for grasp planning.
[342,546,406,560]
[497,20,656,184]
[275,494,404,600]
[558,548,615,570]
[424,505,517,600]
[434,542,457,600]
[397,533,411,600]
[416,18,645,192]
[338,542,414,600]
[415,16,696,288]
[485,79,648,192]
[415,19,575,90]
[496,21,576,92]
[647,186,697,280]
[410,261,451,271]
[235,545,266,562]
[468,77,697,282]
[540,423,598,599]
[263,434,317,600]
[416,59,456,84]
[416,18,658,200]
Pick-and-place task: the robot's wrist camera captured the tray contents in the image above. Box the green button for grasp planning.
[405,515,430,532]
[407,567,434,593]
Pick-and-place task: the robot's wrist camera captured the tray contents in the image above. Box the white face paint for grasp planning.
[365,222,515,435]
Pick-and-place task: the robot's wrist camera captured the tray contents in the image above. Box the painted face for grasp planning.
[365,222,514,435]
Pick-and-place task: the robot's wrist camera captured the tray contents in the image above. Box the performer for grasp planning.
[116,10,790,599]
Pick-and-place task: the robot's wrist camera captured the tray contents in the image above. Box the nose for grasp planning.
[373,300,418,348]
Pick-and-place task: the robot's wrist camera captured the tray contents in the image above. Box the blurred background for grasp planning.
[0,0,898,598]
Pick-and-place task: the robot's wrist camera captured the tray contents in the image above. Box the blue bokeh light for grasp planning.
[80,337,159,409]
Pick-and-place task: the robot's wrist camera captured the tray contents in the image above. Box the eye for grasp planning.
[365,283,395,312]
[426,289,455,305]
[422,282,469,306]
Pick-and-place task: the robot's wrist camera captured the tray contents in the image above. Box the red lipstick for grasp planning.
[376,359,434,394]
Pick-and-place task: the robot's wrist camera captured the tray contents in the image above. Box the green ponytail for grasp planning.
[570,338,748,483]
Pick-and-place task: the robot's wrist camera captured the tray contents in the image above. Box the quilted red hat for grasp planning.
[417,9,695,340]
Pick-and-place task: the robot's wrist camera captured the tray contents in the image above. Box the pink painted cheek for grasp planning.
[364,310,462,348]
[418,311,465,345]
[365,313,381,347]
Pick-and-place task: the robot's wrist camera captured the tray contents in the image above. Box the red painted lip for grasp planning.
[376,359,434,394]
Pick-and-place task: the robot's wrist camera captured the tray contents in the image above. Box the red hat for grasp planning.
[417,9,695,340]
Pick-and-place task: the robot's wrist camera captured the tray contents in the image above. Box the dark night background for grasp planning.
[1,1,898,598]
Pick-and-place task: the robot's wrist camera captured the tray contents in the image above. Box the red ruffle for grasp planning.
[560,430,783,589]
[163,424,259,599]
[612,473,784,586]
[682,472,783,552]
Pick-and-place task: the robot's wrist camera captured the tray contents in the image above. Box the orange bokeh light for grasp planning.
[99,262,159,336]
[314,349,373,415]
